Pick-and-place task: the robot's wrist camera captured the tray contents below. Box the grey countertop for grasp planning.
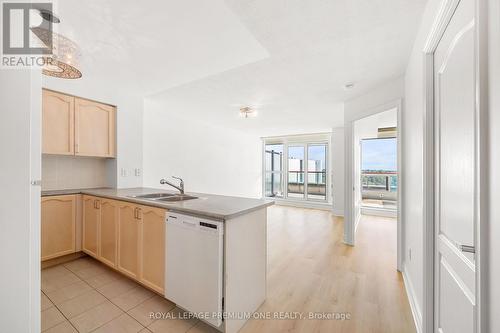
[41,187,274,220]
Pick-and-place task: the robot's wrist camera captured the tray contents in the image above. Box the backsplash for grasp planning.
[42,155,113,190]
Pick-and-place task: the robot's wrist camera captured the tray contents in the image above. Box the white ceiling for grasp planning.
[48,0,427,136]
[47,0,269,93]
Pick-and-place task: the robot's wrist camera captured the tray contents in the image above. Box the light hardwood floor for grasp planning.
[239,206,415,333]
[40,206,415,333]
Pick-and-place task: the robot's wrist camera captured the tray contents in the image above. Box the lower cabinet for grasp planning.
[83,195,166,294]
[99,199,118,268]
[117,202,140,279]
[139,205,165,294]
[41,195,76,261]
[82,195,100,258]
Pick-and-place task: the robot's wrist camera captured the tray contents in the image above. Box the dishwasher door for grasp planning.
[165,213,224,327]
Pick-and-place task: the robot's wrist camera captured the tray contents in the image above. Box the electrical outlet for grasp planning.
[135,168,141,177]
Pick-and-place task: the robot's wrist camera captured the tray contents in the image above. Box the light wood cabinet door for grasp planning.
[139,205,166,294]
[74,98,116,158]
[41,195,76,261]
[117,202,140,279]
[42,90,74,155]
[82,195,100,258]
[99,199,118,268]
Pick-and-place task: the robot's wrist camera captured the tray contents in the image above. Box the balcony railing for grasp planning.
[288,171,326,195]
[361,171,397,208]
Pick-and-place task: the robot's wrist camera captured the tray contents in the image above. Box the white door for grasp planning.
[434,0,478,332]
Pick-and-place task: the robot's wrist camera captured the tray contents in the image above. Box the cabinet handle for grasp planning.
[95,200,100,209]
[93,200,97,209]
[134,207,138,219]
[137,208,142,220]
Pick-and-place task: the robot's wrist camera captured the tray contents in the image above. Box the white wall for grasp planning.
[401,0,442,328]
[42,77,143,188]
[0,70,42,332]
[142,99,262,198]
[344,77,404,121]
[332,128,345,215]
[353,108,397,222]
[487,0,500,330]
[343,77,404,244]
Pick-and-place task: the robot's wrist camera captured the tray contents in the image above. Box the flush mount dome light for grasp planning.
[239,106,257,118]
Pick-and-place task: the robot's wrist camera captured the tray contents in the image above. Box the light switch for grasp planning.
[135,168,141,177]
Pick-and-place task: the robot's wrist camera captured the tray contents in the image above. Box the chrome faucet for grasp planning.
[160,176,184,195]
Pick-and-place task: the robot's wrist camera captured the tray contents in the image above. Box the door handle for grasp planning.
[460,245,475,253]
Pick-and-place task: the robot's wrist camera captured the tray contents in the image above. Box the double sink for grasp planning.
[129,193,198,202]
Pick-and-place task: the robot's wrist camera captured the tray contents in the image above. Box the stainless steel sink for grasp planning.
[156,194,198,202]
[129,193,176,199]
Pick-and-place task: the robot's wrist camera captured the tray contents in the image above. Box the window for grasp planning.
[287,146,305,198]
[264,144,284,197]
[307,144,327,200]
[360,137,397,210]
[263,136,330,203]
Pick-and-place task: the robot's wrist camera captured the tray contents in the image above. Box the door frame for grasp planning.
[421,0,487,332]
[344,99,403,272]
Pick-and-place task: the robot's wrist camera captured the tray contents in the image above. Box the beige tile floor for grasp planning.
[42,206,414,333]
[41,257,217,333]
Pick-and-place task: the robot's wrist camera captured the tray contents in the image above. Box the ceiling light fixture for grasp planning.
[31,11,82,79]
[343,83,355,90]
[239,106,257,118]
[38,9,60,23]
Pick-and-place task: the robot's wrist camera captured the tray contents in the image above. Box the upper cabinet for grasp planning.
[75,98,116,158]
[42,90,75,155]
[42,89,116,158]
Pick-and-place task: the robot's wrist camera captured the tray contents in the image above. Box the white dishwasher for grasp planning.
[165,212,224,327]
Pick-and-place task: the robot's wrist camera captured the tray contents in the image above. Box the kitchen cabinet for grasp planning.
[139,205,166,294]
[41,89,116,158]
[117,202,140,279]
[75,97,116,158]
[99,199,118,268]
[82,195,100,258]
[41,195,76,261]
[81,195,166,293]
[42,90,74,155]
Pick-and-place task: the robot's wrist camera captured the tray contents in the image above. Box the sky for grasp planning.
[266,144,327,171]
[361,138,397,171]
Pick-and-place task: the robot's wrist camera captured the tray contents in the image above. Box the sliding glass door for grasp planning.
[307,144,327,200]
[264,138,329,203]
[264,144,284,197]
[287,145,305,198]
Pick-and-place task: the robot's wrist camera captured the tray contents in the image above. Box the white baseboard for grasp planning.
[332,208,344,217]
[355,212,361,232]
[274,199,333,211]
[402,265,423,333]
[361,207,397,218]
